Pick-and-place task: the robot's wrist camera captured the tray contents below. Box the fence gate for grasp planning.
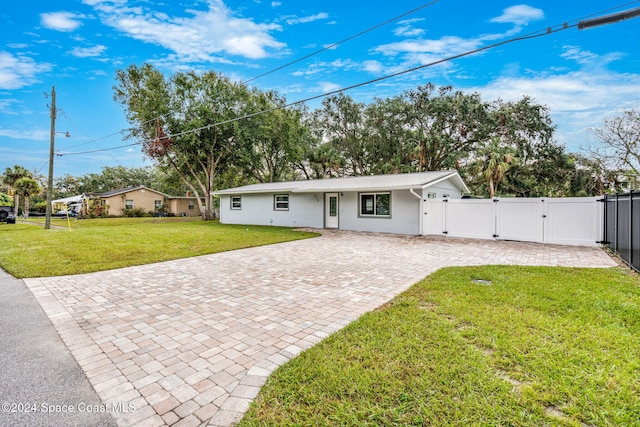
[424,197,601,247]
[495,198,544,242]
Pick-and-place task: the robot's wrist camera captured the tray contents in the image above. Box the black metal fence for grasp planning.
[602,192,640,272]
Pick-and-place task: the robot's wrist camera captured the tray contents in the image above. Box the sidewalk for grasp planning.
[0,268,116,427]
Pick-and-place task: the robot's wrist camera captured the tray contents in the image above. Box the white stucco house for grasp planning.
[213,170,469,235]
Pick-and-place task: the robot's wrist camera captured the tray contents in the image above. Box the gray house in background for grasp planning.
[213,171,469,235]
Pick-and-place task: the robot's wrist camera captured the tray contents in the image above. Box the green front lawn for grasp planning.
[239,265,640,427]
[0,217,318,278]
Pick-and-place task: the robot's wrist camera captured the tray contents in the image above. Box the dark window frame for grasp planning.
[359,192,391,218]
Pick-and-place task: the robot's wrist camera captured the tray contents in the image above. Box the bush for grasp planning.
[122,208,149,217]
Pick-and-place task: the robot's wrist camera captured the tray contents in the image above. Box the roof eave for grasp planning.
[421,171,470,194]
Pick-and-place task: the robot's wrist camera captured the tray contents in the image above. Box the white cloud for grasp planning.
[41,12,84,32]
[472,69,640,151]
[376,35,484,58]
[86,0,286,61]
[318,82,341,93]
[0,99,20,115]
[362,60,383,74]
[0,128,50,141]
[271,2,282,6]
[285,13,329,25]
[393,18,426,37]
[490,5,544,26]
[70,44,107,58]
[370,8,546,80]
[560,45,624,67]
[0,52,52,89]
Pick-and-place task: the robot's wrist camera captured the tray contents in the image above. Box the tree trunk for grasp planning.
[489,177,495,198]
[13,193,20,216]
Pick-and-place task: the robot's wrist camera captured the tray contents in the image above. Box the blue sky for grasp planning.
[1,0,639,178]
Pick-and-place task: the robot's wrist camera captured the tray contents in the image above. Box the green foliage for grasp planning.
[32,201,46,213]
[122,208,150,217]
[115,64,307,218]
[110,64,603,197]
[239,266,640,427]
[2,165,32,214]
[471,137,517,197]
[0,193,13,206]
[14,176,41,215]
[233,90,310,183]
[54,166,189,199]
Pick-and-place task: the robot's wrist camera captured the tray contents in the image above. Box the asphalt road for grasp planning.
[0,268,116,427]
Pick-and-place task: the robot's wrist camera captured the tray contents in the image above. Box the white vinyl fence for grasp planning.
[424,197,603,247]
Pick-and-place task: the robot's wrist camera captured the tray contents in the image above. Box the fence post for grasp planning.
[600,196,607,245]
[630,193,634,269]
[613,193,620,253]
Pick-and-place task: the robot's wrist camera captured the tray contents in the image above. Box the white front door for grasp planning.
[325,193,339,228]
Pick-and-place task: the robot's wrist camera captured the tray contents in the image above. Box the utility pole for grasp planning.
[45,86,56,230]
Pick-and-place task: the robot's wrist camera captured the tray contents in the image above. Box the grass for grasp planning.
[0,217,318,278]
[238,265,640,427]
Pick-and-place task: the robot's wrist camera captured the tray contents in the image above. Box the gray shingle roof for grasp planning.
[213,171,468,195]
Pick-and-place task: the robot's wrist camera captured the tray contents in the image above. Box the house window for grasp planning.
[125,199,134,210]
[231,196,242,210]
[188,200,195,210]
[274,194,289,211]
[154,200,162,211]
[359,193,390,217]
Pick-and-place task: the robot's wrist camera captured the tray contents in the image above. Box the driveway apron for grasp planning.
[0,268,116,427]
[22,232,616,426]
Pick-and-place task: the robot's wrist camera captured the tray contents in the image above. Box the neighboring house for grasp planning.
[214,171,468,235]
[55,186,204,217]
[52,195,84,214]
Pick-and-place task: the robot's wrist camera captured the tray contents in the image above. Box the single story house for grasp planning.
[214,171,469,235]
[54,186,204,217]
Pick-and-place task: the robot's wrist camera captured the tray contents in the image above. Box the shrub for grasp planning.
[122,208,149,217]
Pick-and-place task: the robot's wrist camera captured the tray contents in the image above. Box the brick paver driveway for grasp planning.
[24,231,616,426]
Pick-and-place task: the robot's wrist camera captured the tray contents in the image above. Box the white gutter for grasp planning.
[409,188,424,236]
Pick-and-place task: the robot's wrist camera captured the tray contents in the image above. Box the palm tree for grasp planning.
[2,165,31,214]
[14,177,41,219]
[475,137,516,198]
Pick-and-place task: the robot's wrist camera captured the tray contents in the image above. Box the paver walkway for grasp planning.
[23,231,616,426]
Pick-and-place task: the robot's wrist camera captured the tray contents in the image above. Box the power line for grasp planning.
[242,0,440,85]
[55,2,441,157]
[57,24,573,157]
[59,112,173,152]
[57,2,638,158]
[59,111,122,167]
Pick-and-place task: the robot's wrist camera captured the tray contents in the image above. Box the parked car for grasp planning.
[56,210,77,217]
[0,206,16,224]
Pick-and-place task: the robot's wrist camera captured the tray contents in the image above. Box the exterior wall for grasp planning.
[423,180,464,198]
[218,178,465,234]
[338,189,421,235]
[167,198,203,217]
[103,188,166,216]
[219,193,324,228]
